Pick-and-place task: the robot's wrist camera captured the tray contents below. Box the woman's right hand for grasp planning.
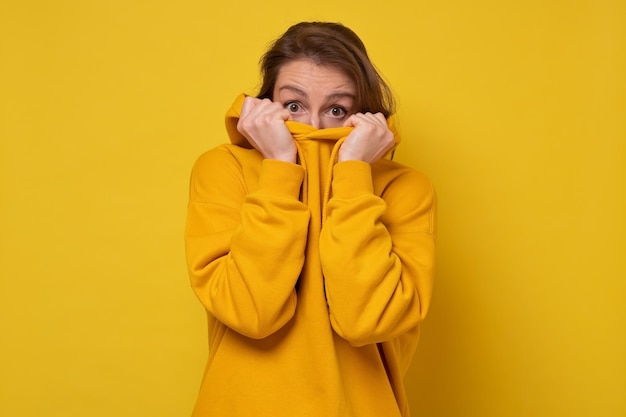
[237,97,297,163]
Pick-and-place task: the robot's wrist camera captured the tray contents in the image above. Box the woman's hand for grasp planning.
[237,97,297,163]
[338,112,395,163]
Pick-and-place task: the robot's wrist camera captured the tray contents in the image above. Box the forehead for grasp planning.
[274,59,356,94]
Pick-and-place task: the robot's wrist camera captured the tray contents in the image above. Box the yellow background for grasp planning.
[1,1,624,416]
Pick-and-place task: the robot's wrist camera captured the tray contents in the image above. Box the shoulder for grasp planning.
[192,144,252,166]
[191,144,261,175]
[188,144,262,201]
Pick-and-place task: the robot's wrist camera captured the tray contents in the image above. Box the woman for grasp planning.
[185,21,436,417]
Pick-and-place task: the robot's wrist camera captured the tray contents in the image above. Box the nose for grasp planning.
[308,114,320,129]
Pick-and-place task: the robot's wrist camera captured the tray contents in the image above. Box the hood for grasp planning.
[224,94,401,157]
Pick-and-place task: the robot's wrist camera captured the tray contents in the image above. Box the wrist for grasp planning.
[265,151,297,164]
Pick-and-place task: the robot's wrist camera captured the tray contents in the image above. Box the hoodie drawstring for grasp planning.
[321,137,345,224]
[294,141,308,206]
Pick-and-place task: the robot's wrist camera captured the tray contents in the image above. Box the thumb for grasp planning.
[342,113,358,127]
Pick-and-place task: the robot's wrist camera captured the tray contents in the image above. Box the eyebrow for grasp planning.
[278,85,309,98]
[277,85,355,101]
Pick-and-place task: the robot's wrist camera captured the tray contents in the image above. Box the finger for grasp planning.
[373,112,389,126]
[342,113,363,127]
[268,99,294,121]
[275,104,292,122]
[359,112,387,127]
[242,96,264,119]
[349,113,382,133]
[354,112,380,125]
[254,99,291,121]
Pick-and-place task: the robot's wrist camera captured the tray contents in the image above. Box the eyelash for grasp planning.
[329,106,347,118]
[284,102,348,118]
[286,101,302,113]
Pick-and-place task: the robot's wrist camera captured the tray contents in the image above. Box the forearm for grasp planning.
[320,161,436,346]
[186,153,310,338]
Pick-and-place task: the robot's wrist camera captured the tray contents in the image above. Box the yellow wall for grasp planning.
[1,1,624,416]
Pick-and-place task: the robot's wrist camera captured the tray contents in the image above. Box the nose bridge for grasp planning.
[309,112,320,129]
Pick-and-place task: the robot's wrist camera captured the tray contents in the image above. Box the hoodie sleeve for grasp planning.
[185,146,310,339]
[319,160,436,347]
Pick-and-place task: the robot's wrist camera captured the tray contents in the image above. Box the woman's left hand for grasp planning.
[338,112,395,163]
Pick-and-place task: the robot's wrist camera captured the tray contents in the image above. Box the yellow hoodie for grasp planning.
[185,94,436,417]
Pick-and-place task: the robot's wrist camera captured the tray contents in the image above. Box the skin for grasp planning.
[236,59,395,164]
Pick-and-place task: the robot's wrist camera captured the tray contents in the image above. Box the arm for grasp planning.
[185,147,310,339]
[320,160,436,346]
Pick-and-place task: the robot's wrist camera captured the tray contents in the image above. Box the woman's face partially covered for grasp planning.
[272,59,357,129]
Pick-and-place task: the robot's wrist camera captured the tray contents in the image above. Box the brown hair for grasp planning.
[257,22,395,117]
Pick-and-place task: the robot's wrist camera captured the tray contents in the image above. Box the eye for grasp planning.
[286,102,302,113]
[328,106,347,118]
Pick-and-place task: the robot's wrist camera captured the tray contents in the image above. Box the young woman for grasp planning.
[185,21,436,417]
